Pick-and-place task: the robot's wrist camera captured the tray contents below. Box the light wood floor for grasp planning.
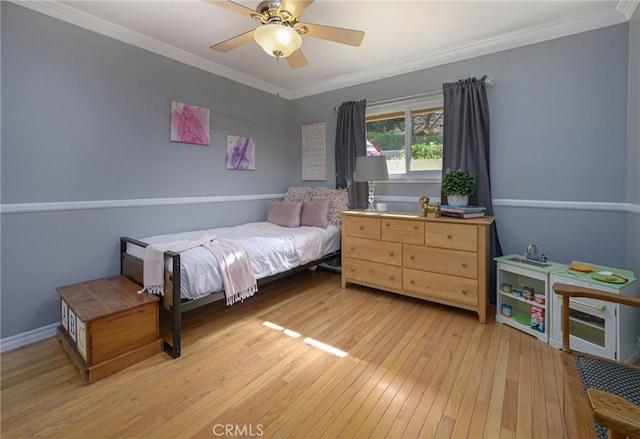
[2,269,572,438]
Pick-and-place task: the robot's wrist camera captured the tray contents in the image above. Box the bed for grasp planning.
[120,187,347,358]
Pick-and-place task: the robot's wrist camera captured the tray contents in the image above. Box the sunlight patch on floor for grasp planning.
[303,337,348,358]
[262,321,347,357]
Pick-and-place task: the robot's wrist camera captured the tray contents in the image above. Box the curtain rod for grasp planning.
[334,76,495,111]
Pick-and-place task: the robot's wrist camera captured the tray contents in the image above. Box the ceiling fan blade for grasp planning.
[287,49,308,69]
[301,22,365,47]
[210,29,255,52]
[201,0,256,18]
[278,0,314,20]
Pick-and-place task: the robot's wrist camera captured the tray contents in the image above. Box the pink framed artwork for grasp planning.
[170,101,210,146]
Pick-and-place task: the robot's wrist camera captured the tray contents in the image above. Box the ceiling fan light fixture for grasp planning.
[253,24,302,58]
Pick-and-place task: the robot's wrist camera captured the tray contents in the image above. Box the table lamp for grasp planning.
[355,156,389,211]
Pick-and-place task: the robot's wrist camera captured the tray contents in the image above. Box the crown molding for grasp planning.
[12,1,632,101]
[617,0,640,19]
[289,5,631,99]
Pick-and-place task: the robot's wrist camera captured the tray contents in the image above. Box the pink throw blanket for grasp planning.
[202,238,257,305]
[139,234,217,296]
[139,235,257,305]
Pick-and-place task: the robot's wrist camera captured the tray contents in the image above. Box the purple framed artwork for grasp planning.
[170,101,210,146]
[226,135,256,170]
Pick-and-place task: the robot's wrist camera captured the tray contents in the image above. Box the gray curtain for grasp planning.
[442,76,503,303]
[335,100,367,208]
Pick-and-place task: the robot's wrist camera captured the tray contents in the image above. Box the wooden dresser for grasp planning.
[341,210,494,323]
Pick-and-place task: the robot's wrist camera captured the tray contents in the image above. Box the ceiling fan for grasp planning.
[204,0,365,69]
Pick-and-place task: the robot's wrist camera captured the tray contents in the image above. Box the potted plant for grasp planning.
[441,169,476,206]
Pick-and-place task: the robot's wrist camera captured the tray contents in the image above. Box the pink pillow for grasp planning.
[267,201,302,227]
[300,199,329,228]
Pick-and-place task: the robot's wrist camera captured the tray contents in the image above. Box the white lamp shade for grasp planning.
[355,156,389,182]
[253,24,303,58]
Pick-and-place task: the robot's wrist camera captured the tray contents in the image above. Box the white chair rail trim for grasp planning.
[375,196,639,214]
[1,196,638,215]
[0,194,285,215]
[493,198,638,214]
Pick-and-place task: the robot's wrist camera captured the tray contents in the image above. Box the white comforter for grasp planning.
[127,222,340,300]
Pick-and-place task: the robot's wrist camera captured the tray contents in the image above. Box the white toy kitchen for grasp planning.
[496,248,639,363]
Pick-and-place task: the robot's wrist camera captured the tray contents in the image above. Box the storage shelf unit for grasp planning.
[495,255,565,342]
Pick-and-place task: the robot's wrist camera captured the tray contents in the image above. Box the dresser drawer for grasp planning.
[382,219,424,244]
[403,268,478,306]
[343,237,402,266]
[343,257,402,290]
[404,245,477,279]
[343,216,381,240]
[425,223,477,252]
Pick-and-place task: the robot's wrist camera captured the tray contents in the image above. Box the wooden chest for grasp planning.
[57,275,162,384]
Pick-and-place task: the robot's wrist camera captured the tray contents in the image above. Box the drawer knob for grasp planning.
[359,225,365,230]
[385,222,390,227]
[461,289,468,295]
[350,267,355,272]
[410,279,415,285]
[350,246,355,251]
[389,275,394,280]
[389,251,394,257]
[414,225,419,230]
[447,234,453,239]
[410,255,415,260]
[461,263,468,268]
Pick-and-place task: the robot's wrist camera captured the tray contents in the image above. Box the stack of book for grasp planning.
[440,205,486,219]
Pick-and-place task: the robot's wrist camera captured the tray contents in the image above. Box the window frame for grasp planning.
[366,91,444,181]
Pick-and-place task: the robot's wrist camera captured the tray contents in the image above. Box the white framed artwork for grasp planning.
[301,122,326,181]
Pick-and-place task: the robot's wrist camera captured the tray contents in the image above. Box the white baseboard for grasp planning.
[0,323,58,353]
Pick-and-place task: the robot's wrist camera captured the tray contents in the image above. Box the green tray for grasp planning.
[514,314,530,326]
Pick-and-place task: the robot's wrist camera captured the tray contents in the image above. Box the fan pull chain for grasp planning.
[275,56,281,97]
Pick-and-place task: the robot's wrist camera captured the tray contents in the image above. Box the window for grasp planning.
[366,92,444,179]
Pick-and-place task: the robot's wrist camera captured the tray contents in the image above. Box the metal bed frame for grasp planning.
[120,236,340,358]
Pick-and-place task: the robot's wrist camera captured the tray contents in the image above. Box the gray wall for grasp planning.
[291,23,636,271]
[1,3,295,338]
[628,7,640,277]
[2,2,639,341]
